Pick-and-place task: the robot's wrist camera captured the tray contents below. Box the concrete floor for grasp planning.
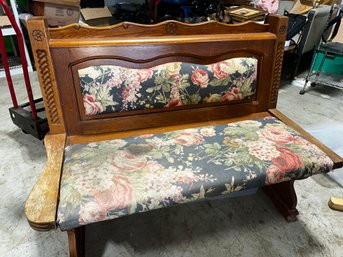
[0,72,343,257]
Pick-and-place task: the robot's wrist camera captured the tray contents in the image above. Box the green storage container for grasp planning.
[311,49,343,76]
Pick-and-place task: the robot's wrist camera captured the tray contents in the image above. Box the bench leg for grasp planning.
[263,180,299,222]
[67,226,85,257]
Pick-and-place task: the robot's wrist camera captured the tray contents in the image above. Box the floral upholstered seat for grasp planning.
[57,117,333,230]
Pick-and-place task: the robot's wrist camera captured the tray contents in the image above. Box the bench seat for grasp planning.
[57,116,333,230]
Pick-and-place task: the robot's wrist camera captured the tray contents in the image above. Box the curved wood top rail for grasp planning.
[49,32,276,47]
[41,18,269,39]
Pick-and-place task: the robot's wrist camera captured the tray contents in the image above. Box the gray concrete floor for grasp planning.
[0,72,343,257]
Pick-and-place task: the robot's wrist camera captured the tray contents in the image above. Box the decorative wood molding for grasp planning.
[165,22,177,34]
[69,50,262,67]
[27,17,65,134]
[270,42,285,107]
[49,33,275,48]
[32,29,45,41]
[36,49,61,124]
[279,25,287,35]
[48,20,269,39]
[266,15,288,109]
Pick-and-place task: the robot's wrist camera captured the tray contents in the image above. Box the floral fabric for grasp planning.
[57,116,333,230]
[78,58,257,115]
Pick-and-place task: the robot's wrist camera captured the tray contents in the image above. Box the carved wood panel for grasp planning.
[27,18,66,134]
[36,49,61,125]
[270,42,284,107]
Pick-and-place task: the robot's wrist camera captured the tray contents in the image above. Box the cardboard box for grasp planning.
[0,16,11,28]
[33,2,80,27]
[332,19,343,43]
[289,0,312,15]
[32,0,80,7]
[80,7,112,26]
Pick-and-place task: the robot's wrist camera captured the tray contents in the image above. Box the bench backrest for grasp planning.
[27,16,287,136]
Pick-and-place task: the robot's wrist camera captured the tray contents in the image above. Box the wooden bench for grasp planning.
[25,16,343,257]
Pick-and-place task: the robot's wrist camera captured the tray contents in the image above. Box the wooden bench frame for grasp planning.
[25,15,343,257]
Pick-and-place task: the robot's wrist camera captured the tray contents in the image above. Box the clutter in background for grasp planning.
[256,0,278,14]
[80,6,112,26]
[26,0,272,27]
[31,0,80,27]
[27,0,342,27]
[0,15,11,27]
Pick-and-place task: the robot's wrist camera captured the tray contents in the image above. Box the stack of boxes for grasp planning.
[32,0,80,26]
[31,0,112,27]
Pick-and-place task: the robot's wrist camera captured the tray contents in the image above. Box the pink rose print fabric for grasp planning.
[57,117,333,230]
[83,94,103,115]
[78,58,257,115]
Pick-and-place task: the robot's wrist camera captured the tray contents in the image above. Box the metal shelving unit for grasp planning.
[300,5,343,94]
[306,71,343,90]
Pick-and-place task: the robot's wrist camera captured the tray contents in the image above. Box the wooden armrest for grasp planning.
[25,133,66,231]
[269,109,343,169]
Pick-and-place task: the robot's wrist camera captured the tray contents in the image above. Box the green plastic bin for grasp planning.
[311,48,343,76]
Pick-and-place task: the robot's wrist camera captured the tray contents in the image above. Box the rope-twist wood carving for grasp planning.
[36,49,61,124]
[270,42,284,107]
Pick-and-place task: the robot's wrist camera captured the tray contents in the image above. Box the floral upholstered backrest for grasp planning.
[78,58,257,116]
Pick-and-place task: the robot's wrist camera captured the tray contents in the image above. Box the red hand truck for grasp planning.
[0,0,48,139]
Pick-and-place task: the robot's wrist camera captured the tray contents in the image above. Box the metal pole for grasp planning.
[0,28,18,108]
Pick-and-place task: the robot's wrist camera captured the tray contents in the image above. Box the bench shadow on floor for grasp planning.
[85,190,325,257]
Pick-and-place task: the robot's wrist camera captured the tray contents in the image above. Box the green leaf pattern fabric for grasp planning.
[57,117,333,230]
[78,58,257,115]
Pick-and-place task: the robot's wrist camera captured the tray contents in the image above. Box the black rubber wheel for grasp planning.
[299,89,305,95]
[310,82,316,87]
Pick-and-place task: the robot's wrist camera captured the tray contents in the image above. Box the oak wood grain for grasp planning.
[48,19,269,39]
[26,18,66,134]
[25,133,66,231]
[49,33,276,48]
